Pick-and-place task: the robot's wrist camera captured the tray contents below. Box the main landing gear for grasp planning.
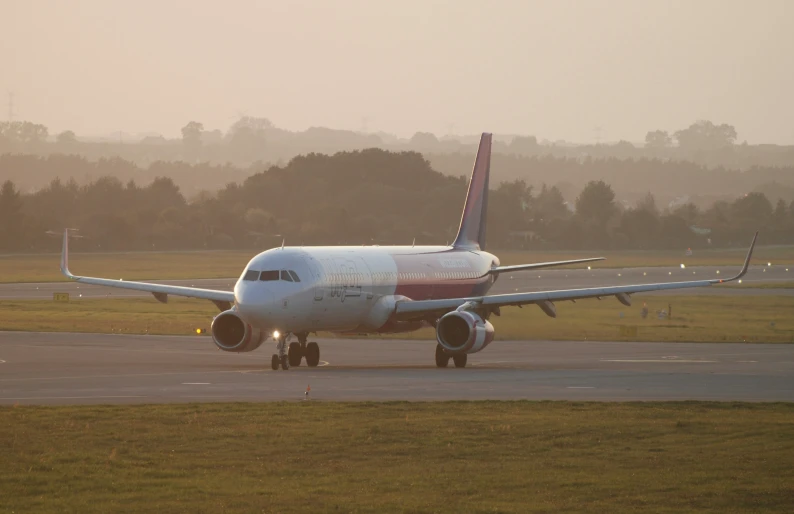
[272,333,321,370]
[435,343,467,368]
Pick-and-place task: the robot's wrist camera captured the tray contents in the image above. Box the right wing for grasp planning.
[396,232,758,320]
[60,230,236,311]
[489,257,605,274]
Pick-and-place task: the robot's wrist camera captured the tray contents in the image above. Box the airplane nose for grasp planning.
[234,283,273,324]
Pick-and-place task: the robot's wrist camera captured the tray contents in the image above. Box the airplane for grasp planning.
[59,133,758,371]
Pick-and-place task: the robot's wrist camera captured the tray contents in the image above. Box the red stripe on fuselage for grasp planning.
[391,249,495,300]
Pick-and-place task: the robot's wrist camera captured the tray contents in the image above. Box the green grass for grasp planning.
[3,245,794,283]
[2,294,794,343]
[1,402,792,513]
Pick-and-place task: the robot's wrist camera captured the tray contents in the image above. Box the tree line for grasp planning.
[1,149,790,253]
[3,117,794,173]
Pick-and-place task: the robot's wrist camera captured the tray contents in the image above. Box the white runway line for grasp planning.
[0,395,146,400]
[0,359,5,363]
[601,359,717,363]
[182,382,211,385]
[567,386,595,389]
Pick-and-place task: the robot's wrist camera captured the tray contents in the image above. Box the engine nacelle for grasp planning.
[211,309,266,353]
[436,310,494,354]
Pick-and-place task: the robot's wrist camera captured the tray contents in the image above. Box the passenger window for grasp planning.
[259,270,279,281]
[289,270,300,282]
[280,270,294,282]
[243,270,259,281]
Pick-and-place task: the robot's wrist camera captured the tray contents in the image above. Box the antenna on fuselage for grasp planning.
[281,239,285,250]
[412,238,415,248]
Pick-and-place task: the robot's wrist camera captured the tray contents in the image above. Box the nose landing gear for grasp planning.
[272,333,321,370]
[271,333,290,370]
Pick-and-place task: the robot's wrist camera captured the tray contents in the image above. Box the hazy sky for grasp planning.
[2,0,792,143]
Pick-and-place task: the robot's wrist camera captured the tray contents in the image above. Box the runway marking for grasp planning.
[0,369,270,383]
[0,359,5,364]
[0,395,146,400]
[601,359,717,363]
[737,360,758,363]
[182,382,211,385]
[567,386,594,389]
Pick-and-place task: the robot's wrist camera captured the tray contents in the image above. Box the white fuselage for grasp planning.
[233,245,499,335]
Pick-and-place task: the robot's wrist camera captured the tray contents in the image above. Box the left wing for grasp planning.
[396,232,757,320]
[60,230,236,311]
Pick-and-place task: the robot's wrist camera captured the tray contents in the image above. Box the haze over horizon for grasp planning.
[2,0,792,144]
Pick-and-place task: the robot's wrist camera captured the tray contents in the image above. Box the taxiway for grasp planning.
[1,331,791,404]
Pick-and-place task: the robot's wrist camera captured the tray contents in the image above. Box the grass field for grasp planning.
[2,244,793,283]
[1,402,792,513]
[2,294,793,343]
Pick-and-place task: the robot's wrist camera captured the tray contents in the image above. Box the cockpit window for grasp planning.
[288,270,300,282]
[280,270,294,282]
[243,270,259,281]
[259,270,279,281]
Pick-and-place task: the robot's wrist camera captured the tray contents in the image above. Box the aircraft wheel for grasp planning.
[280,354,290,370]
[271,354,280,371]
[453,353,467,368]
[435,344,450,368]
[288,342,303,367]
[305,342,320,367]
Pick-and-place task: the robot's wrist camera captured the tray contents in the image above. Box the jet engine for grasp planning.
[211,309,266,353]
[436,310,494,354]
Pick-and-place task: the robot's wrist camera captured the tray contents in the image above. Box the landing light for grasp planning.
[195,328,206,335]
[587,266,591,270]
[768,262,772,267]
[273,330,281,339]
[680,263,686,269]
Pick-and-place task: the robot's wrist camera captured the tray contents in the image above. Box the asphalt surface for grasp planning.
[1,265,793,300]
[1,332,792,404]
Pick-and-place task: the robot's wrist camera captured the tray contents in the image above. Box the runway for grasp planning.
[1,265,793,300]
[1,331,792,404]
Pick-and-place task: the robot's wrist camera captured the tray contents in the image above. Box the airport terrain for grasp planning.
[2,246,794,283]
[1,401,792,513]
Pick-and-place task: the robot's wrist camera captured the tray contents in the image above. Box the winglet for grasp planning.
[723,231,758,282]
[60,229,75,279]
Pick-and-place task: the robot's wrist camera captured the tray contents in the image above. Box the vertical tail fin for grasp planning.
[452,132,492,250]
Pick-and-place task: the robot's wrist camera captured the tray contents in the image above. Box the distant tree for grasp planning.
[227,116,273,136]
[645,130,672,149]
[0,180,24,249]
[731,192,772,230]
[228,126,267,163]
[509,135,539,154]
[635,192,658,215]
[409,132,439,149]
[181,121,204,159]
[56,130,77,145]
[674,120,737,152]
[671,203,700,225]
[0,121,49,144]
[202,129,224,144]
[575,180,616,226]
[533,184,569,221]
